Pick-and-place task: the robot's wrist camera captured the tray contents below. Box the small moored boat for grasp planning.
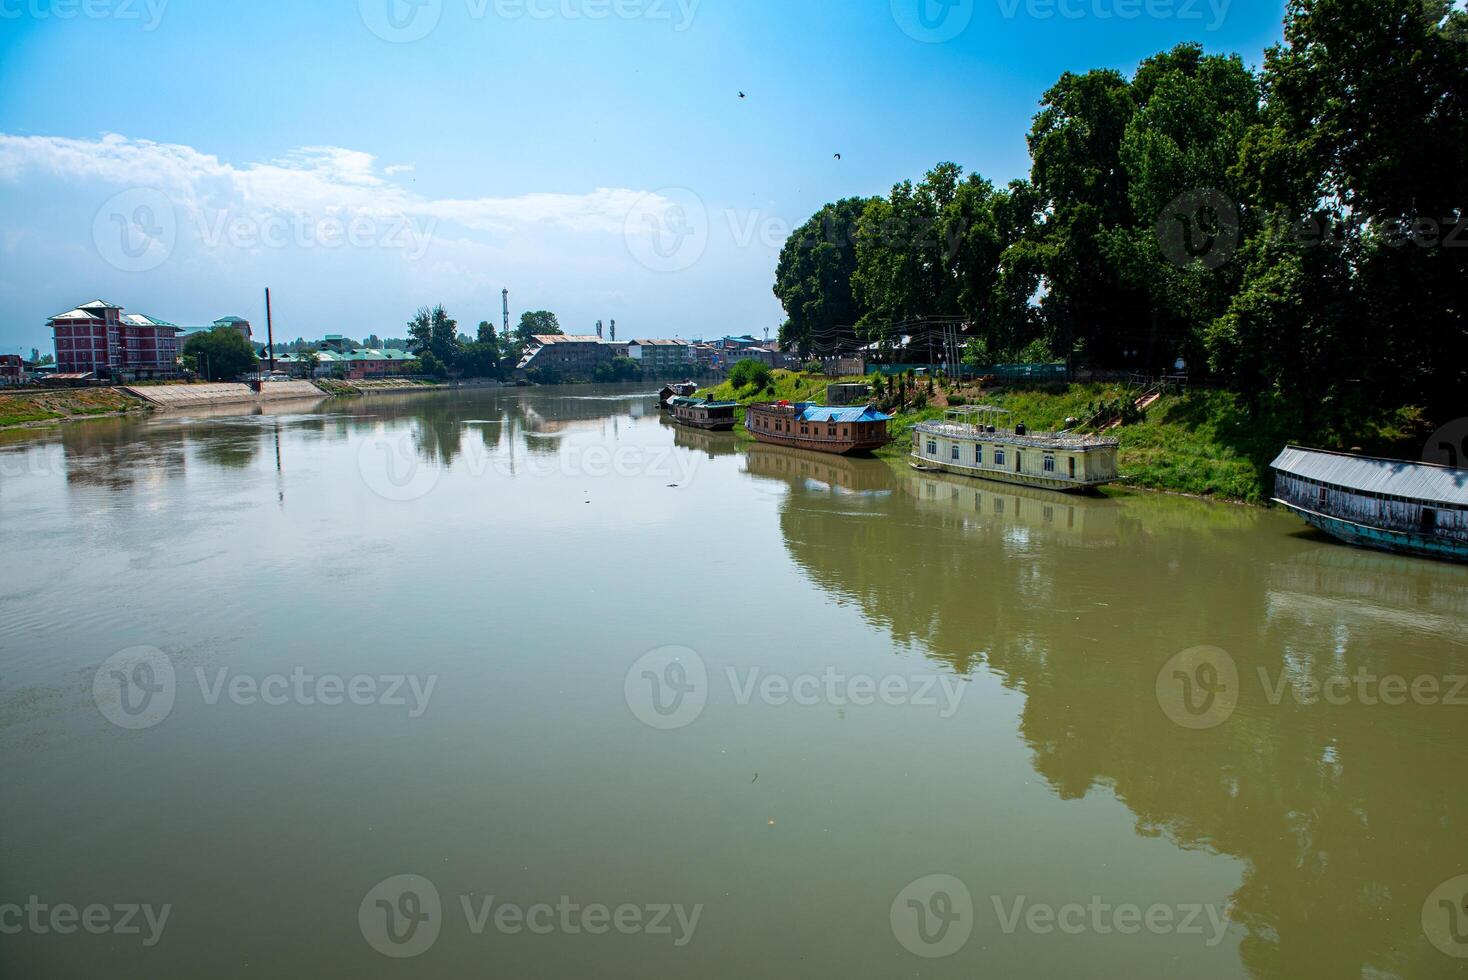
[669,396,738,431]
[1271,446,1468,562]
[911,407,1120,492]
[745,401,893,455]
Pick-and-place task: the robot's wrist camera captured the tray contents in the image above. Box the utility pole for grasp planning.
[265,287,276,374]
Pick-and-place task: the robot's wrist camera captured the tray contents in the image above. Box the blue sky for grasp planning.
[0,0,1286,352]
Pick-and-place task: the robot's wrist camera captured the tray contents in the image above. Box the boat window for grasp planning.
[1016,452,1023,473]
[994,450,1006,467]
[829,426,837,437]
[952,445,961,461]
[975,445,983,465]
[927,440,937,455]
[1044,456,1056,473]
[1069,457,1076,479]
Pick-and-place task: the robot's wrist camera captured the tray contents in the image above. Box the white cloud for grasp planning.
[0,131,667,233]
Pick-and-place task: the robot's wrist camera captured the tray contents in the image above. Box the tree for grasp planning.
[476,321,499,344]
[407,305,460,366]
[456,342,502,379]
[594,357,643,383]
[727,358,772,389]
[515,311,562,345]
[419,351,449,379]
[773,198,877,356]
[298,349,321,378]
[184,326,259,381]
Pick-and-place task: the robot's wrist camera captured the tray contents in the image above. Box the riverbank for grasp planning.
[0,388,151,429]
[708,371,1425,503]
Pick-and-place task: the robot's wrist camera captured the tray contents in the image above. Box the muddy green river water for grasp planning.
[2,385,1466,978]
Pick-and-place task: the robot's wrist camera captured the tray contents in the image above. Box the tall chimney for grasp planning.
[610,319,616,342]
[596,320,603,340]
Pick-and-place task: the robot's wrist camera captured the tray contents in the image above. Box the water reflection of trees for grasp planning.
[759,463,1468,980]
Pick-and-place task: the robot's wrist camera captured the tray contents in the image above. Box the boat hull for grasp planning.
[1274,499,1468,563]
[910,455,1112,493]
[673,416,736,432]
[751,430,888,456]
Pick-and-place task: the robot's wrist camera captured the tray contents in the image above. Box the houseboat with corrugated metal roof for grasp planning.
[669,396,738,432]
[658,381,699,410]
[1271,446,1468,562]
[745,401,893,455]
[911,407,1120,492]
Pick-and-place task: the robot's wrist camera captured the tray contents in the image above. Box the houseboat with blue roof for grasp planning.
[746,401,893,455]
[1271,446,1468,562]
[911,407,1120,492]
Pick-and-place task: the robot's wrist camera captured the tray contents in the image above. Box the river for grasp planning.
[2,385,1465,978]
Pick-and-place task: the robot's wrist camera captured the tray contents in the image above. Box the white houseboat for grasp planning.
[1271,446,1468,562]
[911,407,1120,492]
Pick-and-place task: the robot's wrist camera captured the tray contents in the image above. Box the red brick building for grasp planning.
[0,354,24,385]
[48,300,181,380]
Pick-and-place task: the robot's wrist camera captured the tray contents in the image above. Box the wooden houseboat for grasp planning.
[911,407,1120,492]
[669,396,737,432]
[658,382,699,410]
[1271,446,1468,562]
[745,401,893,455]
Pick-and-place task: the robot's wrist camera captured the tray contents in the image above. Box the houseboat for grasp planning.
[1271,446,1468,562]
[745,401,893,455]
[911,407,1120,492]
[669,396,738,432]
[658,382,699,410]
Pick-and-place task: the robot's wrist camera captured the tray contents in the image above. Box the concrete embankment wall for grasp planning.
[121,381,326,407]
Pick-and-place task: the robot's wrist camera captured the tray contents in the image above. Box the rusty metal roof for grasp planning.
[1272,446,1468,506]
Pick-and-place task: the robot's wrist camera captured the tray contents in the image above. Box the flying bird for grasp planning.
[834,153,842,160]
[738,91,746,99]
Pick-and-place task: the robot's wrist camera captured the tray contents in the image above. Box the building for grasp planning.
[0,354,24,385]
[48,300,181,380]
[176,316,253,349]
[517,335,618,378]
[268,345,416,379]
[626,339,693,377]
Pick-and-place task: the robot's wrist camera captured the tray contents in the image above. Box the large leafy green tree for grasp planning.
[773,197,876,355]
[184,326,259,381]
[515,311,562,344]
[407,305,460,367]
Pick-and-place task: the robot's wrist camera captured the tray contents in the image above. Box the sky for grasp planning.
[0,0,1288,353]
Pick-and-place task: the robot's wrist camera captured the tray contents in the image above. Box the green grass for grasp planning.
[0,389,147,430]
[709,372,1425,503]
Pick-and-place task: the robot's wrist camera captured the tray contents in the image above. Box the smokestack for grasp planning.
[610,319,616,342]
[596,320,603,340]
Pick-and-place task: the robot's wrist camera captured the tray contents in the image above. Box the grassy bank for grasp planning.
[708,371,1424,504]
[0,388,150,429]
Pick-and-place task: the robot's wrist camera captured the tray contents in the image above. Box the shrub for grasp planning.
[728,358,773,389]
